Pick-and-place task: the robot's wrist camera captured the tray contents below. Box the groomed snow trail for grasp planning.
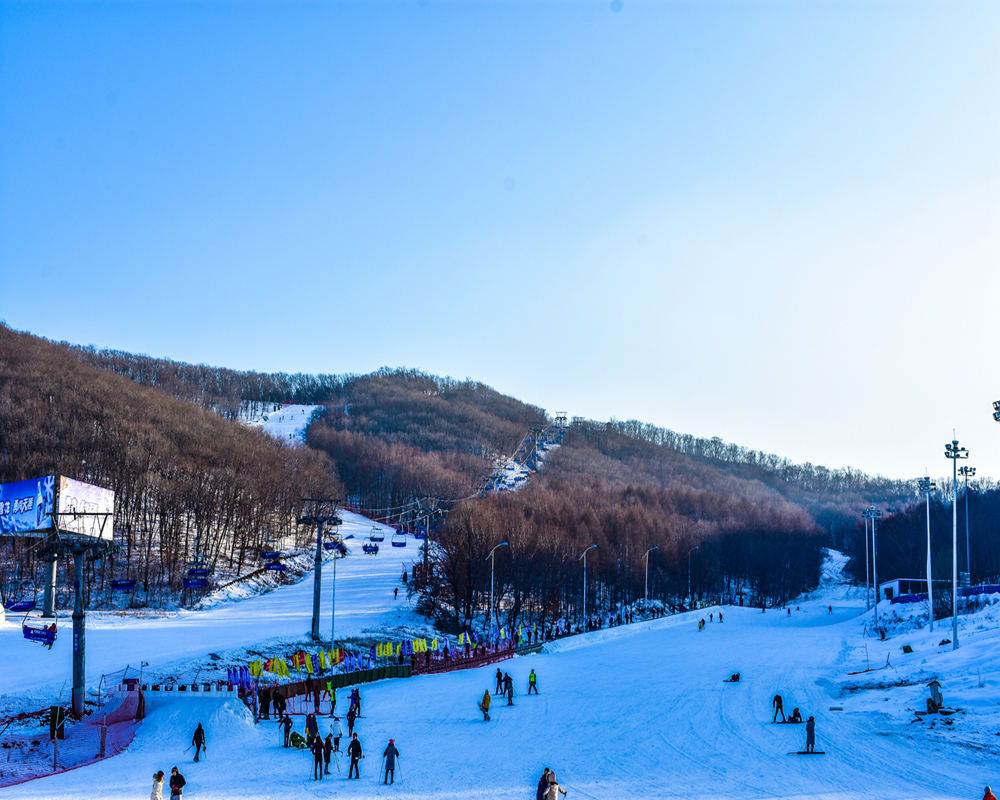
[3,548,996,799]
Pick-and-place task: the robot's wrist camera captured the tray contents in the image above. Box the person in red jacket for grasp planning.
[983,787,997,800]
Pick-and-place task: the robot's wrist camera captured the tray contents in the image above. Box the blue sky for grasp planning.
[2,1,998,481]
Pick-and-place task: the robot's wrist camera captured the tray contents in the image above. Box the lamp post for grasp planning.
[869,506,882,622]
[959,465,975,580]
[919,476,936,632]
[643,546,658,602]
[861,508,872,611]
[580,545,596,627]
[486,542,508,631]
[688,546,699,610]
[945,439,969,650]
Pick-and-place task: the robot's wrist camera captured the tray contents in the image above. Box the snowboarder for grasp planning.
[311,734,325,780]
[772,694,785,723]
[495,667,504,695]
[544,771,568,800]
[347,705,357,736]
[331,716,344,751]
[805,716,816,752]
[347,733,363,779]
[790,707,803,723]
[504,672,514,705]
[382,738,400,784]
[536,767,551,800]
[280,713,293,747]
[169,767,185,800]
[324,732,334,774]
[259,686,271,720]
[191,723,206,762]
[528,669,539,695]
[480,689,491,721]
[151,770,165,800]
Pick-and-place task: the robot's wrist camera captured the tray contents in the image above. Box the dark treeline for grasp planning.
[0,326,341,608]
[844,487,1000,593]
[427,479,825,633]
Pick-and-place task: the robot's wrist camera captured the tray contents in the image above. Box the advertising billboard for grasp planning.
[0,475,56,535]
[0,476,114,541]
[56,476,114,541]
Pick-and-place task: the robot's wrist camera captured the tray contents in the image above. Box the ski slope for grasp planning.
[3,547,999,799]
[240,403,322,445]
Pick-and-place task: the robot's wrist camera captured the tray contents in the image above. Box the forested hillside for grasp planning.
[0,326,340,608]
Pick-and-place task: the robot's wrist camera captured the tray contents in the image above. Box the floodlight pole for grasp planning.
[919,477,936,632]
[486,542,508,630]
[688,546,699,609]
[644,546,658,602]
[870,507,882,623]
[959,465,975,579]
[580,545,596,626]
[861,509,871,611]
[945,439,968,650]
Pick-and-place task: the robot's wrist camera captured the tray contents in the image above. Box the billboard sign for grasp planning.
[0,475,114,541]
[0,475,56,535]
[57,477,114,541]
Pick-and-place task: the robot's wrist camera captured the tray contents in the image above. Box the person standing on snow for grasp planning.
[480,689,491,721]
[331,716,344,751]
[311,733,325,780]
[324,732,334,774]
[503,672,514,705]
[382,738,400,785]
[805,716,816,752]
[272,688,286,717]
[306,713,319,748]
[169,767,185,800]
[346,705,357,737]
[191,723,206,762]
[544,772,568,800]
[151,770,165,800]
[495,667,504,695]
[528,670,539,695]
[983,787,997,800]
[773,694,785,723]
[280,713,293,747]
[536,767,551,800]
[347,733,363,779]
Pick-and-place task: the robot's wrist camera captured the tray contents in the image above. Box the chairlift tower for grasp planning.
[298,499,341,642]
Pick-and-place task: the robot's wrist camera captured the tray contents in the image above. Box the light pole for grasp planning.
[486,542,508,631]
[643,546,658,602]
[861,508,872,611]
[869,506,882,622]
[919,477,936,632]
[959,465,975,580]
[580,545,596,627]
[688,546,699,610]
[945,439,968,650]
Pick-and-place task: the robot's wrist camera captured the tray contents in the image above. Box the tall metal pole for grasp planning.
[330,548,337,645]
[862,510,871,611]
[945,439,968,651]
[580,545,596,627]
[311,519,324,641]
[644,546,658,602]
[960,466,975,580]
[42,547,58,618]
[71,546,87,717]
[688,546,699,609]
[871,507,882,622]
[486,542,508,631]
[920,477,936,632]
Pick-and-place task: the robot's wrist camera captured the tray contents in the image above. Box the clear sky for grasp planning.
[2,1,998,483]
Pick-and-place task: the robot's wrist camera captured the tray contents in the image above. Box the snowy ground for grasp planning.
[241,403,323,445]
[3,545,999,799]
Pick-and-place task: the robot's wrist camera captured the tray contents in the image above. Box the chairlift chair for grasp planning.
[391,532,407,548]
[362,542,379,555]
[9,601,57,648]
[369,526,385,542]
[110,579,137,590]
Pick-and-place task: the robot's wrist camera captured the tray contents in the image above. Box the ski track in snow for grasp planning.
[2,544,999,799]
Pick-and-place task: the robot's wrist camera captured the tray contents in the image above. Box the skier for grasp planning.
[772,694,785,723]
[311,733,325,780]
[151,770,165,800]
[394,586,398,600]
[280,713,293,747]
[305,712,319,748]
[805,716,816,752]
[382,738,400,785]
[544,771,568,800]
[828,605,833,615]
[323,732,334,774]
[984,787,998,800]
[719,611,723,623]
[528,669,539,695]
[347,733,363,779]
[536,767,551,800]
[191,723,206,762]
[331,716,344,751]
[169,767,186,800]
[273,688,286,717]
[480,689,491,721]
[504,672,514,706]
[495,667,504,695]
[259,686,271,720]
[351,688,362,717]
[347,705,357,737]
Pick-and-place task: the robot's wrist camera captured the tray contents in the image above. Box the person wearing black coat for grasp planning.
[347,733,363,779]
[503,673,514,706]
[279,714,293,747]
[259,687,271,720]
[536,767,551,800]
[169,767,185,800]
[346,705,357,737]
[191,723,205,762]
[311,734,325,780]
[323,733,334,774]
[495,667,503,695]
[272,689,286,716]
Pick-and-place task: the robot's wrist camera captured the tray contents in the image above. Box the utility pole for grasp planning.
[870,507,882,622]
[298,499,341,642]
[580,545,596,627]
[644,547,658,602]
[945,439,968,650]
[919,476,936,632]
[959,465,975,580]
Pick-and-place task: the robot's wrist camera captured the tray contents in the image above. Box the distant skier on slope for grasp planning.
[382,738,400,785]
[495,667,504,695]
[805,716,816,752]
[191,723,206,762]
[772,694,785,723]
[280,714,293,747]
[480,689,491,721]
[528,669,539,694]
[347,733,363,779]
[347,705,357,737]
[504,672,514,706]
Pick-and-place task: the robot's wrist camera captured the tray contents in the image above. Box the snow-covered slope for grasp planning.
[3,547,999,799]
[241,403,322,445]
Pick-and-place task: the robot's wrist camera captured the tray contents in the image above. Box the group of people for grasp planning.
[536,767,569,800]
[482,668,539,719]
[772,693,814,751]
[149,767,186,800]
